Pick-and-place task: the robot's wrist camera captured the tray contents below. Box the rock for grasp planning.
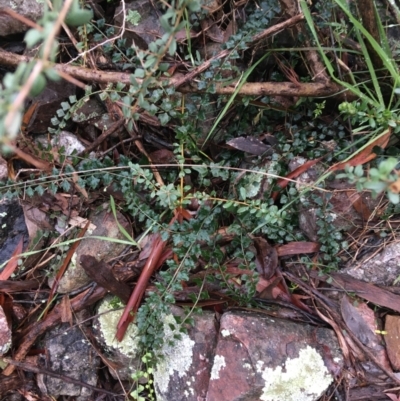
[153,308,217,401]
[0,305,11,355]
[49,204,131,293]
[385,315,400,370]
[207,309,343,401]
[0,199,29,267]
[41,322,100,400]
[71,97,113,132]
[93,303,218,398]
[93,295,141,381]
[0,0,44,36]
[343,241,400,286]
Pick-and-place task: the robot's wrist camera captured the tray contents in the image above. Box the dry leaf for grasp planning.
[226,136,272,156]
[277,242,320,256]
[329,128,391,171]
[346,190,372,221]
[253,237,278,279]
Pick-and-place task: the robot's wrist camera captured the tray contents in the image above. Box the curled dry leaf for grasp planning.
[252,236,278,279]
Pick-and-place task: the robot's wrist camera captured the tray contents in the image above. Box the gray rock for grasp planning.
[41,322,100,400]
[343,241,400,286]
[0,0,44,36]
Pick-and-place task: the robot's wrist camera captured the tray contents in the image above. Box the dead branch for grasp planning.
[0,47,345,98]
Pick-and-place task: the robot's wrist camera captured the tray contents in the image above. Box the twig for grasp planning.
[77,118,125,157]
[0,49,345,99]
[4,358,122,397]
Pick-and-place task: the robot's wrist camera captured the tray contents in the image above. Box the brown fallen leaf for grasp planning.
[329,128,391,171]
[386,393,400,401]
[44,220,90,317]
[311,271,400,314]
[60,295,73,326]
[148,149,175,164]
[346,190,372,221]
[226,136,272,156]
[277,241,320,256]
[252,236,278,279]
[80,255,131,304]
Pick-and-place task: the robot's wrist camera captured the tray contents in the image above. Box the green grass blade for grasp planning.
[334,0,399,80]
[300,0,379,107]
[110,195,140,249]
[353,29,384,106]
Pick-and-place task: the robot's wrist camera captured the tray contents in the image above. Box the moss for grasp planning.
[259,346,333,401]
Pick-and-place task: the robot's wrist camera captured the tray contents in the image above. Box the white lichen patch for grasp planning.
[153,314,195,394]
[221,329,231,337]
[260,346,333,401]
[210,355,226,380]
[256,360,265,373]
[97,298,139,358]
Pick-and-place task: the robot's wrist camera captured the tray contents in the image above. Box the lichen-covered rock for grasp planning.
[94,303,218,399]
[153,309,217,401]
[259,346,334,401]
[93,296,141,381]
[207,309,343,401]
